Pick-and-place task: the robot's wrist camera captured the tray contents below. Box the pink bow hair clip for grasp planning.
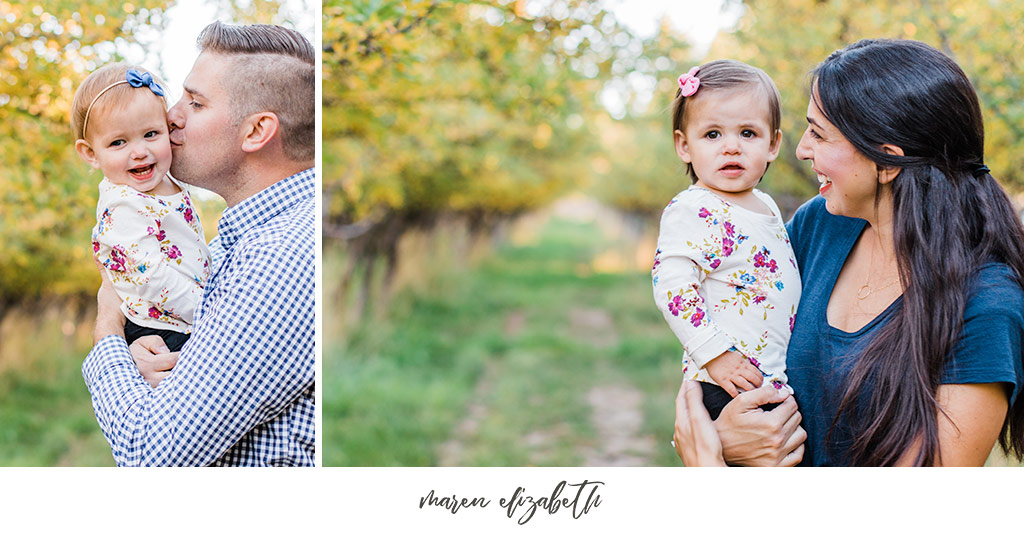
[678,66,700,97]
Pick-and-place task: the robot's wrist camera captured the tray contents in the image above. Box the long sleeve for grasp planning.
[652,194,735,368]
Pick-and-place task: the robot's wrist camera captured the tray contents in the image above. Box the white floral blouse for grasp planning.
[652,186,801,389]
[92,177,212,333]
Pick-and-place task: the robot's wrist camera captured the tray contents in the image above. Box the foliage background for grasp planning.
[324,0,1024,466]
[0,0,312,465]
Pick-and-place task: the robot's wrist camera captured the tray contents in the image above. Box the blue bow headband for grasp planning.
[82,68,166,138]
[125,69,165,97]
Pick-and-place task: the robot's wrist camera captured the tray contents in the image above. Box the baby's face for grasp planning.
[85,90,172,194]
[676,87,780,196]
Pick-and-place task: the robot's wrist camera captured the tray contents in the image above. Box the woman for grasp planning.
[674,38,1024,466]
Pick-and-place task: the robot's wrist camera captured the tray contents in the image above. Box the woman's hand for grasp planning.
[673,380,726,466]
[714,383,806,466]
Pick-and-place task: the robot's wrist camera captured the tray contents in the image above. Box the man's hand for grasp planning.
[714,383,806,466]
[673,380,726,466]
[93,264,126,344]
[129,335,179,388]
[704,349,763,397]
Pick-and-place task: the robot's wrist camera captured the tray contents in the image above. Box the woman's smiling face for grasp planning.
[795,91,884,220]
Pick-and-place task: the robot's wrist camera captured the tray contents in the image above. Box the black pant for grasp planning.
[124,319,190,352]
[699,381,780,421]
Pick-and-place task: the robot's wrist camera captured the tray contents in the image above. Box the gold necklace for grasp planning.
[856,231,900,301]
[856,279,899,300]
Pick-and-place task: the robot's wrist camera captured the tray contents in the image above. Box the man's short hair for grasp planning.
[197,21,314,162]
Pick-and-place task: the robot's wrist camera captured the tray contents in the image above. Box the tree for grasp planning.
[0,1,172,316]
[323,0,641,310]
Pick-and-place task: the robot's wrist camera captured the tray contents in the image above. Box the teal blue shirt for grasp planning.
[785,196,1024,466]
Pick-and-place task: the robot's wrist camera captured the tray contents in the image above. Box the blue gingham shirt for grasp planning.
[83,168,315,466]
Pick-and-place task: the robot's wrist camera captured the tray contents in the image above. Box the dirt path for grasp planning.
[568,307,619,349]
[567,306,657,465]
[435,198,660,466]
[436,358,500,466]
[581,383,657,466]
[436,309,526,466]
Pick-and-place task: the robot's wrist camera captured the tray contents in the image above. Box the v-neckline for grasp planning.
[823,220,904,335]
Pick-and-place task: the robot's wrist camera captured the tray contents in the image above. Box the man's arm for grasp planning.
[83,241,314,466]
[93,269,178,388]
[93,266,126,343]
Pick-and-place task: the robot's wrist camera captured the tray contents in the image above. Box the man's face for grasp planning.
[167,52,241,194]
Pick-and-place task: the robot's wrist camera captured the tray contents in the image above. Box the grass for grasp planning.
[323,206,1024,467]
[323,213,684,466]
[0,335,113,466]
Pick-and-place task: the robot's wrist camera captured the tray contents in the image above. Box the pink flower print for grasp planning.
[92,241,100,253]
[108,247,127,272]
[698,207,711,219]
[668,294,684,316]
[768,259,778,273]
[148,307,161,319]
[789,314,796,333]
[723,221,735,237]
[157,229,167,241]
[710,258,721,270]
[165,245,181,259]
[748,356,761,368]
[771,379,785,390]
[753,295,766,304]
[690,307,705,327]
[146,226,156,236]
[754,250,767,268]
[652,249,662,272]
[722,236,734,257]
[184,207,193,223]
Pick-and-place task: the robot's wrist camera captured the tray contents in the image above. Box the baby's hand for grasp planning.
[704,349,764,398]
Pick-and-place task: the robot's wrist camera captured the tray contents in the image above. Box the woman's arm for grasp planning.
[895,383,1008,466]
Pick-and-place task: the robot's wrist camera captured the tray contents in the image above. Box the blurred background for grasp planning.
[322,0,1024,466]
[0,0,313,465]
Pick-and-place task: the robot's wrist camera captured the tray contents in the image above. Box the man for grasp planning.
[83,21,316,466]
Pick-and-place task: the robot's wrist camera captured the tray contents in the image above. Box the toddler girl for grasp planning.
[72,64,211,352]
[652,60,801,419]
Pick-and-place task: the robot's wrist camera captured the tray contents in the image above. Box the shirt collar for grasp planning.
[215,168,315,251]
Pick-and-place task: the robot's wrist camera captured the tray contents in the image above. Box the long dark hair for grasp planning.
[814,39,1024,465]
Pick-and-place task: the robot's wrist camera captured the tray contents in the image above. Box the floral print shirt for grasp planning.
[92,177,212,333]
[652,186,801,388]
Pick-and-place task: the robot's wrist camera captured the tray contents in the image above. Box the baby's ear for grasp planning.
[75,139,100,169]
[768,129,783,161]
[674,129,692,163]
